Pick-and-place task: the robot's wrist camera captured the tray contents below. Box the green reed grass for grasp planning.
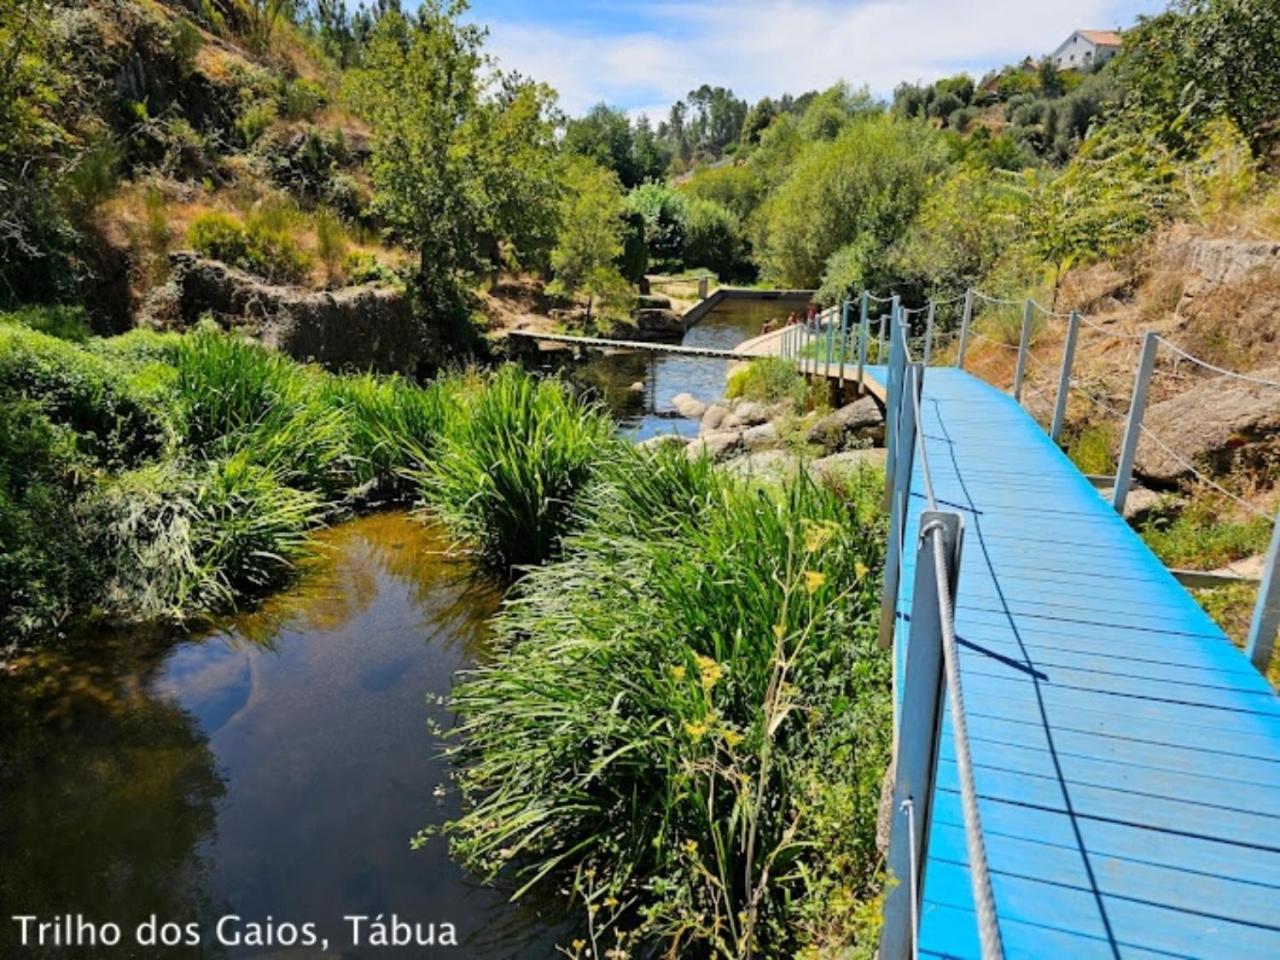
[411,364,617,573]
[439,449,890,957]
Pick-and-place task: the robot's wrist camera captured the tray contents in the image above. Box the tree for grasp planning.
[682,198,747,281]
[626,182,688,273]
[740,96,777,146]
[548,158,630,323]
[1115,0,1280,153]
[563,103,639,187]
[345,2,559,313]
[751,115,947,288]
[630,114,671,182]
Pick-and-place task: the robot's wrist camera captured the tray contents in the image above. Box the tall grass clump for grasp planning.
[318,372,449,487]
[439,450,890,957]
[1141,492,1273,569]
[413,365,616,572]
[175,331,356,496]
[726,356,823,409]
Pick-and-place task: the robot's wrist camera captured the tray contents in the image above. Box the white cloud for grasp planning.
[480,0,1150,117]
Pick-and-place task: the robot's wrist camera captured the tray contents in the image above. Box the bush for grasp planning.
[91,455,324,620]
[236,100,278,145]
[188,211,312,284]
[0,400,95,641]
[726,356,822,409]
[2,304,93,342]
[1141,493,1273,570]
[0,324,172,465]
[441,452,890,957]
[282,78,327,119]
[681,198,747,280]
[626,182,688,272]
[412,365,616,573]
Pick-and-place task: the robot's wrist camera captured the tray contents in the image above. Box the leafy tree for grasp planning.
[751,115,947,288]
[564,103,640,187]
[679,164,763,222]
[626,182,688,273]
[682,198,747,280]
[548,158,630,323]
[345,2,558,314]
[740,96,778,146]
[1115,0,1280,153]
[630,114,671,183]
[797,83,874,141]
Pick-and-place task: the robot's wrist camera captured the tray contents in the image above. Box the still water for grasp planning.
[562,296,804,440]
[0,514,566,958]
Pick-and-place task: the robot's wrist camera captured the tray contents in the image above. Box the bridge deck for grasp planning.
[872,366,1280,958]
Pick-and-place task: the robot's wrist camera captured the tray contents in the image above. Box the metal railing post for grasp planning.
[1113,331,1159,514]
[838,298,850,391]
[923,301,936,366]
[957,288,973,370]
[883,311,909,509]
[1012,299,1033,403]
[882,295,897,360]
[879,360,922,648]
[858,292,870,391]
[881,509,964,960]
[1049,311,1080,444]
[1246,512,1280,674]
[825,306,836,372]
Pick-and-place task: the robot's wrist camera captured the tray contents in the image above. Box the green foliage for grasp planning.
[0,400,95,640]
[679,163,764,222]
[411,365,616,573]
[441,452,889,956]
[1025,124,1180,281]
[890,166,1031,299]
[188,211,313,284]
[0,323,171,466]
[548,158,631,321]
[282,78,327,120]
[563,103,668,188]
[1141,493,1273,569]
[726,357,821,409]
[1115,0,1280,153]
[681,198,748,280]
[1185,117,1256,223]
[626,181,689,272]
[1065,420,1116,475]
[314,209,349,282]
[2,304,93,342]
[752,115,948,289]
[345,4,560,306]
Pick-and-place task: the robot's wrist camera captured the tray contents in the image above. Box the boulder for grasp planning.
[1095,484,1171,522]
[1181,238,1280,296]
[742,421,779,450]
[610,307,685,342]
[807,397,885,451]
[156,252,436,375]
[686,430,743,463]
[723,449,799,480]
[671,392,708,421]
[700,403,729,434]
[809,448,888,482]
[1134,366,1280,485]
[721,400,769,430]
[637,433,691,454]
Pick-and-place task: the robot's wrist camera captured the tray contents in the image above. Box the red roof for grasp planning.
[1078,29,1122,47]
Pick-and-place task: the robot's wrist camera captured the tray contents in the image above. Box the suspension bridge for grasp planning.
[513,288,1280,957]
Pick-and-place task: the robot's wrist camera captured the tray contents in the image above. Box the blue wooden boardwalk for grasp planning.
[871,366,1280,958]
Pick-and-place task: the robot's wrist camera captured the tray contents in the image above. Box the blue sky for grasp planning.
[462,0,1169,118]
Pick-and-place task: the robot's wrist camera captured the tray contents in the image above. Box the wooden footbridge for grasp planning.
[515,291,1280,958]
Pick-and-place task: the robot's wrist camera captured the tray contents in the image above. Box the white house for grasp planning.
[1050,30,1122,70]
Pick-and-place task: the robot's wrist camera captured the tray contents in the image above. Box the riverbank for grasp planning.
[2,312,893,957]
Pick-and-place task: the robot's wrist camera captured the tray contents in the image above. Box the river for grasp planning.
[0,296,798,958]
[561,296,802,440]
[0,515,566,958]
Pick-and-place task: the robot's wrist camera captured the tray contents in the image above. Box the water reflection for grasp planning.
[0,513,564,958]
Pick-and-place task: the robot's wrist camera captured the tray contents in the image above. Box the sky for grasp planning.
[462,0,1170,120]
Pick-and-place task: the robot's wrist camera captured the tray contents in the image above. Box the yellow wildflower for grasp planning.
[684,720,709,740]
[855,560,870,581]
[804,570,826,593]
[722,728,744,747]
[670,664,687,681]
[682,839,699,856]
[773,623,786,640]
[803,519,839,553]
[695,654,723,691]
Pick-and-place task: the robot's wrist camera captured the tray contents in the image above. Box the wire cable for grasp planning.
[1155,336,1280,390]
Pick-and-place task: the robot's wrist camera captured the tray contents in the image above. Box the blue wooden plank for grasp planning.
[873,366,1280,958]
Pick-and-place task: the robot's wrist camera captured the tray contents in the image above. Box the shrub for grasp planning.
[0,324,172,465]
[188,211,312,284]
[282,78,327,119]
[314,209,349,282]
[441,453,890,956]
[91,454,324,620]
[1141,493,1273,570]
[681,198,747,280]
[1,304,93,342]
[236,99,279,146]
[726,356,821,409]
[0,401,96,641]
[412,365,616,572]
